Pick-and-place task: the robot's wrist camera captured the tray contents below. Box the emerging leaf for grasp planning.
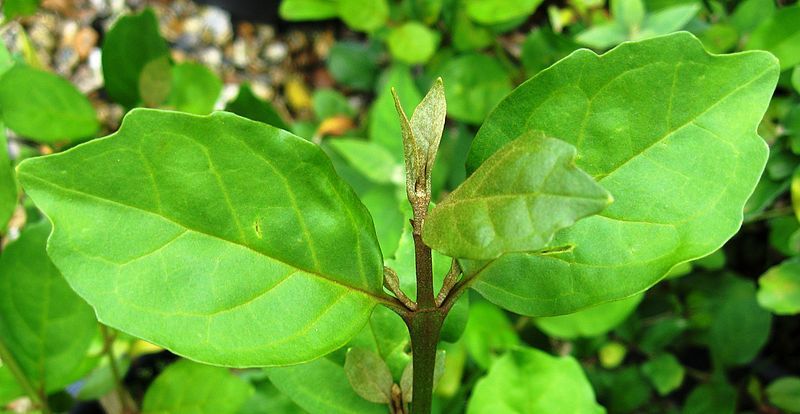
[344,348,394,403]
[424,132,611,260]
[18,109,385,367]
[465,32,779,316]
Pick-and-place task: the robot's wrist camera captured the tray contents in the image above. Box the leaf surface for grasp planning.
[0,124,15,231]
[467,347,604,414]
[758,257,800,315]
[745,5,800,70]
[142,360,253,414]
[0,65,98,142]
[167,62,222,115]
[424,132,611,260]
[465,32,778,316]
[18,109,385,367]
[267,358,386,414]
[0,221,96,393]
[225,83,289,130]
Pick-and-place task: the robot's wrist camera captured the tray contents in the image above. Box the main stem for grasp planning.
[100,325,138,414]
[408,223,442,414]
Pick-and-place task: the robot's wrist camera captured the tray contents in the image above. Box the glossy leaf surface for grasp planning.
[466,32,778,316]
[0,65,98,142]
[18,109,385,367]
[467,347,604,413]
[0,221,96,393]
[424,132,611,260]
[142,360,253,414]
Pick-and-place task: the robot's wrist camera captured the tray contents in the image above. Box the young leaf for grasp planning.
[142,360,253,414]
[167,62,222,115]
[370,65,421,160]
[465,32,778,316]
[344,348,394,403]
[17,109,386,367]
[0,65,98,142]
[766,377,800,413]
[745,5,800,71]
[387,23,440,65]
[424,132,611,260]
[0,125,15,231]
[466,0,543,24]
[267,358,387,414]
[279,0,339,20]
[612,0,645,30]
[467,347,604,413]
[338,0,389,33]
[641,353,685,396]
[757,257,800,315]
[411,78,446,178]
[440,53,512,124]
[225,83,289,131]
[639,4,699,38]
[102,9,170,107]
[0,221,97,393]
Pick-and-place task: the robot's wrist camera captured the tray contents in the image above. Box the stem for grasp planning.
[408,310,443,414]
[0,340,50,413]
[413,232,435,310]
[100,325,138,414]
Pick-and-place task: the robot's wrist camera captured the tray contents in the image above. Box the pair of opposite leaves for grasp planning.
[17,32,778,367]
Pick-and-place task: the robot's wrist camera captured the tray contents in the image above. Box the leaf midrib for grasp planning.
[20,172,386,305]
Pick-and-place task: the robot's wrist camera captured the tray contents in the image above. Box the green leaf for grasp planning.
[166,62,222,115]
[440,53,512,124]
[347,305,409,379]
[327,41,381,92]
[226,83,289,130]
[466,0,543,24]
[237,376,306,414]
[521,28,581,77]
[683,381,736,414]
[0,125,16,232]
[387,23,440,65]
[102,8,170,107]
[0,366,23,405]
[575,23,628,49]
[757,257,800,315]
[312,89,355,120]
[466,32,778,317]
[138,56,173,108]
[0,65,98,142]
[730,0,775,33]
[641,353,685,396]
[344,348,394,403]
[746,5,800,71]
[142,360,253,414]
[267,358,386,414]
[639,4,700,38]
[328,139,402,185]
[535,293,642,339]
[462,301,518,369]
[2,0,39,19]
[709,276,771,366]
[17,109,386,367]
[612,0,645,30]
[279,0,340,20]
[766,377,800,413]
[598,341,627,368]
[338,0,388,33]
[792,65,800,93]
[446,0,494,51]
[424,132,611,260]
[0,221,97,393]
[467,347,604,414]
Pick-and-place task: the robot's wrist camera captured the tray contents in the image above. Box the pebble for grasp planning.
[200,7,232,45]
[263,42,288,63]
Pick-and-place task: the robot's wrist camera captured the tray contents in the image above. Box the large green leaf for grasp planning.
[0,221,97,393]
[465,32,778,316]
[424,132,611,260]
[467,347,604,413]
[17,109,386,367]
[142,360,253,414]
[101,9,170,107]
[534,292,642,339]
[745,5,800,71]
[0,65,98,142]
[0,124,15,231]
[0,366,23,405]
[267,358,386,414]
